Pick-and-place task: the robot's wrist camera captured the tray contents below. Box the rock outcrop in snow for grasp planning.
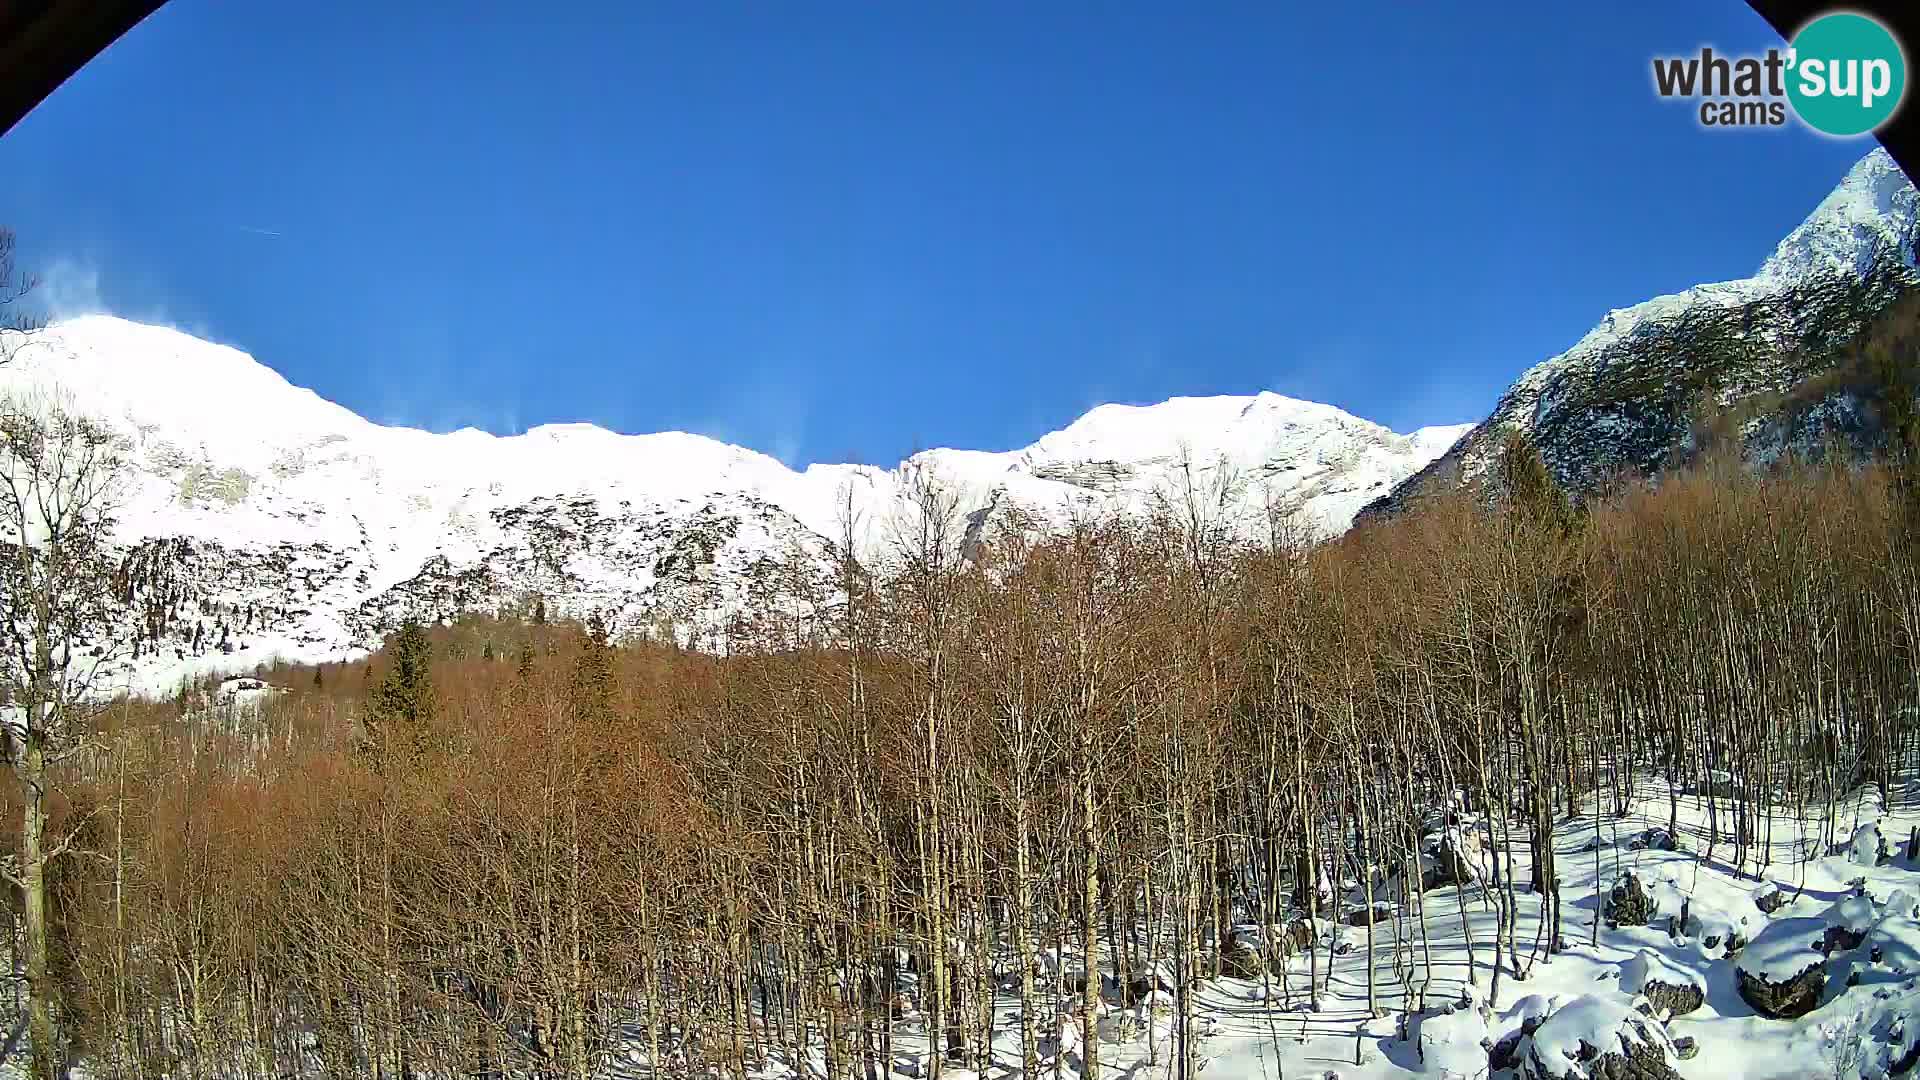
[1736,917,1831,1019]
[1619,951,1704,1019]
[1502,995,1680,1080]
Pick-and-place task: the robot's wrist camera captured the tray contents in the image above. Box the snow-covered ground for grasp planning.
[707,779,1920,1080]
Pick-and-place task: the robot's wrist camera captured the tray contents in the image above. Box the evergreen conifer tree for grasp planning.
[1495,429,1580,537]
[1866,305,1920,530]
[366,619,435,761]
[571,614,614,725]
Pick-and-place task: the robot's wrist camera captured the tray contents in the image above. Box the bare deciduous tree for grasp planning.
[0,391,125,1080]
[0,230,42,368]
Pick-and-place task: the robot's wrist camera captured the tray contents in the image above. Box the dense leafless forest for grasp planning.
[0,301,1917,1080]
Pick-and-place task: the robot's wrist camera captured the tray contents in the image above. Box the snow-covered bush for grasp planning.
[1853,822,1889,867]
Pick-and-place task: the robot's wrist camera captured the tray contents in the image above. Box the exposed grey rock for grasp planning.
[1638,980,1704,1018]
[1828,925,1868,953]
[1628,828,1681,853]
[1735,960,1827,1019]
[1606,873,1654,928]
[1221,945,1266,979]
[1825,894,1878,953]
[1346,902,1394,927]
[1488,1031,1523,1073]
[1622,950,1707,1019]
[1736,917,1831,1019]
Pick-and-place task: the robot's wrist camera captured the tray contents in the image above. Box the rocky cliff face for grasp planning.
[1367,149,1920,517]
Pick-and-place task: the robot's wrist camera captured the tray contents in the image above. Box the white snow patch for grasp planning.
[1738,917,1830,984]
[1619,950,1704,997]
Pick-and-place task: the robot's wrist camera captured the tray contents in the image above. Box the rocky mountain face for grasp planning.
[0,317,1465,693]
[1367,149,1920,517]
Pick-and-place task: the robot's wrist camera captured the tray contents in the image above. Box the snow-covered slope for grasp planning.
[0,318,1463,691]
[1370,148,1920,514]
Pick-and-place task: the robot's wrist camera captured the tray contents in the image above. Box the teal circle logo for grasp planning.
[1787,12,1906,136]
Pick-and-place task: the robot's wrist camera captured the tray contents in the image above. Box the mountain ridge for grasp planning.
[0,315,1466,694]
[1366,148,1920,516]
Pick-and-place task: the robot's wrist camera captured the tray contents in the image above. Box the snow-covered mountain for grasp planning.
[27,149,1909,693]
[0,317,1465,692]
[1369,148,1920,515]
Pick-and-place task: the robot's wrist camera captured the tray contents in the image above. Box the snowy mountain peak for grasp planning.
[1372,148,1920,516]
[1009,391,1458,478]
[0,315,1461,691]
[525,422,618,439]
[1757,148,1918,284]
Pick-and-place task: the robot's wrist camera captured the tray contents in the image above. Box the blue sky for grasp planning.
[0,1,1881,467]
